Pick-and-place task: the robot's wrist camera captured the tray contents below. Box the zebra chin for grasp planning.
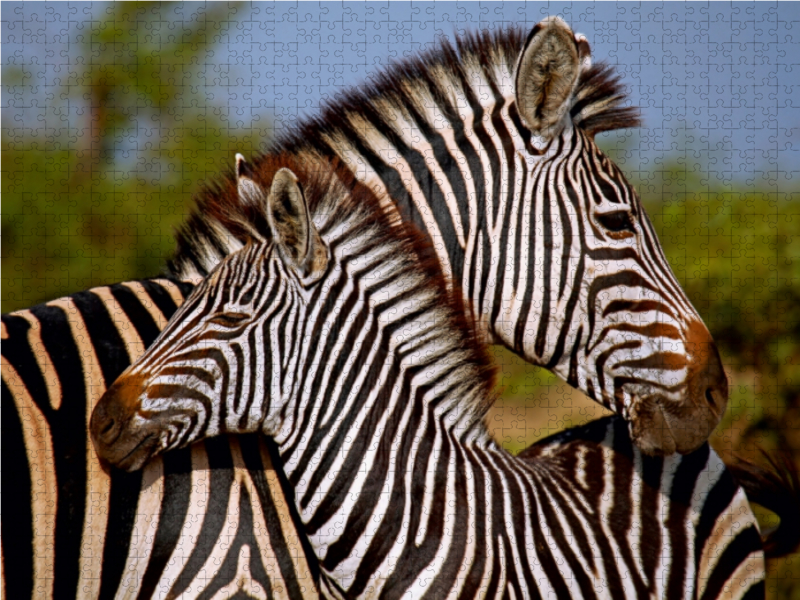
[96,428,162,472]
[625,393,713,456]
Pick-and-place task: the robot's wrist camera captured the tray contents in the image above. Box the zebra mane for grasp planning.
[275,26,640,154]
[168,154,497,409]
[168,155,342,277]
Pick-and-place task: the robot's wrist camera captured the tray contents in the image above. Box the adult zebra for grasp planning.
[2,279,317,599]
[171,17,727,456]
[92,157,791,599]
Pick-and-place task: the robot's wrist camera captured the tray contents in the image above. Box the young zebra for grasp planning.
[170,17,729,456]
[92,157,769,599]
[2,279,317,599]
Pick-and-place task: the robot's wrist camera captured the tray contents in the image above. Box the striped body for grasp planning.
[519,418,764,600]
[170,19,728,456]
[93,159,765,599]
[2,279,317,599]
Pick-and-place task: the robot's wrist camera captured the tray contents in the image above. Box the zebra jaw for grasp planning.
[627,394,718,456]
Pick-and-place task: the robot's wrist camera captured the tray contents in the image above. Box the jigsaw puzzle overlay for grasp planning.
[3,2,799,598]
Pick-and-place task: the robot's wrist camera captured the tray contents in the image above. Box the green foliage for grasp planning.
[640,164,800,410]
[2,3,267,312]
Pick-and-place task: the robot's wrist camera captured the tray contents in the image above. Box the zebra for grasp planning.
[91,157,792,599]
[169,16,728,457]
[7,288,792,600]
[2,278,318,599]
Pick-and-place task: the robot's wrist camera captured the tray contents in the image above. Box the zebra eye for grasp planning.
[208,312,249,328]
[596,211,635,235]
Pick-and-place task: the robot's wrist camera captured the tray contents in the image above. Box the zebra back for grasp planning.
[1,278,317,599]
[519,417,766,599]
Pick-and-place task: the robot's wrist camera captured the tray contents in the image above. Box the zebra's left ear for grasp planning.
[515,16,591,142]
[265,168,329,282]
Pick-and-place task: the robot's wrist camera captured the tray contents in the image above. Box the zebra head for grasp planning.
[496,17,728,455]
[91,160,330,471]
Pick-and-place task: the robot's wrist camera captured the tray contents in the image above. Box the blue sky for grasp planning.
[3,2,799,187]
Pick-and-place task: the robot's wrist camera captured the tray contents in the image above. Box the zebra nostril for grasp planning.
[700,351,728,414]
[99,417,116,438]
[91,371,149,450]
[705,387,718,409]
[91,401,121,447]
[696,361,728,417]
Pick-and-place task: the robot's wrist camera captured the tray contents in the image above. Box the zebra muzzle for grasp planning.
[91,372,158,471]
[630,319,728,456]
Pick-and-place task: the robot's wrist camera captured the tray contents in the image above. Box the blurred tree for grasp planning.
[2,2,267,311]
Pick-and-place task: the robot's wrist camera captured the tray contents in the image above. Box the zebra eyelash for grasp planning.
[596,210,635,234]
[208,312,251,328]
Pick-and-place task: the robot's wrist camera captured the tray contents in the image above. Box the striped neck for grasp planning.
[283,34,533,317]
[274,207,497,467]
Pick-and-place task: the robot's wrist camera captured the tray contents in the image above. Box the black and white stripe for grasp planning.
[93,160,767,599]
[169,17,727,456]
[2,278,317,599]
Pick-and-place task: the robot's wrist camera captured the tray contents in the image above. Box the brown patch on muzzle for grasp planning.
[90,372,153,470]
[630,319,729,456]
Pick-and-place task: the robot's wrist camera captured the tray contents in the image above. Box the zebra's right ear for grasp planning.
[265,168,329,282]
[515,17,590,142]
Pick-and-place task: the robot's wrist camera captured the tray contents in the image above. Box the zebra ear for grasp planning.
[266,168,328,281]
[515,17,589,141]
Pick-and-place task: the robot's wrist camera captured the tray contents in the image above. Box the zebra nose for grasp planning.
[90,372,148,448]
[91,400,121,446]
[684,319,729,433]
[633,320,730,457]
